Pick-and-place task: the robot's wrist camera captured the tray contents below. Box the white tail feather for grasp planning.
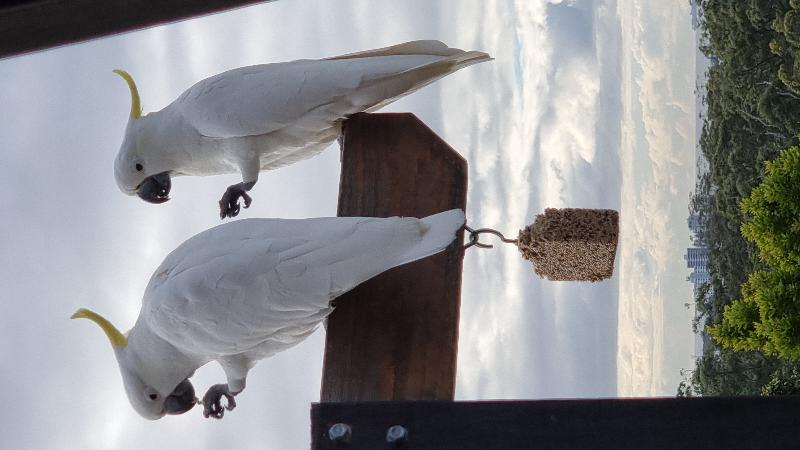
[327,209,465,298]
[326,41,491,114]
[326,40,466,60]
[395,209,465,266]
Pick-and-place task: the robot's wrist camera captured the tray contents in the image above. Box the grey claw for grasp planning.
[202,384,236,420]
[218,183,254,220]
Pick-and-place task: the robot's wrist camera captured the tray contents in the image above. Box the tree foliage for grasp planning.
[709,147,800,360]
[685,0,800,395]
[679,347,783,396]
[741,146,800,271]
[761,364,800,395]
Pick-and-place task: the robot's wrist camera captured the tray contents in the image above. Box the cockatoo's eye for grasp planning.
[135,163,143,172]
[149,393,158,400]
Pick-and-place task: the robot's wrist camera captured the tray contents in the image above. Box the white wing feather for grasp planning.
[171,40,490,139]
[141,211,464,357]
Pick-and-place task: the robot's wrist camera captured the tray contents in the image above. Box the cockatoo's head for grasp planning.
[112,70,172,205]
[71,308,197,420]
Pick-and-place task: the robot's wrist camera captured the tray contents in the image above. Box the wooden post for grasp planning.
[320,112,467,402]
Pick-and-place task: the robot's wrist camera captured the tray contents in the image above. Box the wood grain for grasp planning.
[320,113,467,402]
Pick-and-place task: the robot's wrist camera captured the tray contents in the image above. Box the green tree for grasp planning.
[697,47,796,316]
[687,0,800,396]
[709,146,800,359]
[709,290,763,351]
[685,347,782,396]
[693,282,713,333]
[677,368,700,397]
[741,145,800,271]
[762,365,800,395]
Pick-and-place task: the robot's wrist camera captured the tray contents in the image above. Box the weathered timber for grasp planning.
[0,0,275,59]
[311,397,800,449]
[320,112,467,402]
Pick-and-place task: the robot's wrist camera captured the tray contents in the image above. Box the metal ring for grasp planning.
[464,225,518,249]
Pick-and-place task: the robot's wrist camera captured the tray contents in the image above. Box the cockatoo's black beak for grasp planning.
[136,172,171,204]
[164,379,196,415]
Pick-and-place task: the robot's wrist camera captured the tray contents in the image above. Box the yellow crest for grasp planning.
[112,69,142,119]
[71,308,128,347]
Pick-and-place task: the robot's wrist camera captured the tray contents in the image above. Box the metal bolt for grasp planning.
[328,423,351,445]
[386,425,409,444]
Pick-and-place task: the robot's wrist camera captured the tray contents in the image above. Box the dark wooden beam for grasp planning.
[320,113,467,402]
[0,0,274,59]
[311,397,800,449]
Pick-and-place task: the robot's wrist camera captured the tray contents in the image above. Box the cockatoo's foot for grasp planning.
[219,183,253,219]
[202,384,237,419]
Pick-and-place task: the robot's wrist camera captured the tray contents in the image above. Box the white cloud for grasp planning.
[449,0,621,401]
[616,0,696,396]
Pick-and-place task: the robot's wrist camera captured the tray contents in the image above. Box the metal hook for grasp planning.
[464,225,518,249]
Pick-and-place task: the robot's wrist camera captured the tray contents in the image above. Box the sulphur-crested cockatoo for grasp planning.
[113,40,490,218]
[72,209,464,419]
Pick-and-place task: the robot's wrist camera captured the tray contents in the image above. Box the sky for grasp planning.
[0,0,696,448]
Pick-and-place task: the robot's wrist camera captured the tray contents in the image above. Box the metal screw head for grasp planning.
[328,423,351,445]
[386,425,409,444]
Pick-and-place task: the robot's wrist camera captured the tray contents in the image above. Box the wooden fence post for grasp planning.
[320,112,467,402]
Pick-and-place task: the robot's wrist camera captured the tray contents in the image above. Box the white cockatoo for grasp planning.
[113,40,491,218]
[72,209,464,420]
